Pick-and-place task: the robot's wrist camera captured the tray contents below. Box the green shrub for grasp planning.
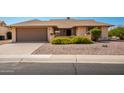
[71,36,83,44]
[90,28,101,41]
[81,37,93,44]
[61,38,71,44]
[51,36,93,44]
[51,37,61,44]
[108,26,124,40]
[71,36,93,44]
[51,37,71,44]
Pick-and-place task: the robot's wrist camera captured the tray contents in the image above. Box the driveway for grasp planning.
[0,43,43,55]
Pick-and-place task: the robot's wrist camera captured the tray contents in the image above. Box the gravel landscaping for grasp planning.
[32,40,124,55]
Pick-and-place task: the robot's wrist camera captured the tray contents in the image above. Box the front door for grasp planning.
[66,29,71,36]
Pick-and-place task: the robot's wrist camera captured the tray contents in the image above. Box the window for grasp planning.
[0,35,5,40]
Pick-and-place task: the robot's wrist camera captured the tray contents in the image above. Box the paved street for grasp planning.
[0,55,124,75]
[0,63,124,75]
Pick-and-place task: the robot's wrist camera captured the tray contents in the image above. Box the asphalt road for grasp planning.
[0,63,124,75]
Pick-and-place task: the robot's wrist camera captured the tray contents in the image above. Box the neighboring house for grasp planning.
[0,21,9,40]
[10,18,112,42]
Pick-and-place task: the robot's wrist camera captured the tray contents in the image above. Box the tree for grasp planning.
[108,26,124,40]
[90,28,101,41]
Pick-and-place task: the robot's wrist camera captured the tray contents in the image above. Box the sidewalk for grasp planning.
[0,55,124,64]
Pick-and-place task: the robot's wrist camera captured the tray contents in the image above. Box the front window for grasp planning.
[54,28,72,36]
[55,30,61,36]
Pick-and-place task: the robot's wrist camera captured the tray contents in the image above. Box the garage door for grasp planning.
[16,28,47,42]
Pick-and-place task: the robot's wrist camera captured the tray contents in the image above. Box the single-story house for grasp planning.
[0,21,10,40]
[10,18,112,42]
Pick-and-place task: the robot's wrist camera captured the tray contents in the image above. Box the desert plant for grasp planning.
[90,28,101,41]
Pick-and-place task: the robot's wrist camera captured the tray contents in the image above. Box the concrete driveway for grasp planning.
[0,43,43,55]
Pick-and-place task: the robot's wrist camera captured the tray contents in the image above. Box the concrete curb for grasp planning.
[0,55,124,64]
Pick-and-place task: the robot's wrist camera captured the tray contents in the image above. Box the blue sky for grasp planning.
[0,17,124,25]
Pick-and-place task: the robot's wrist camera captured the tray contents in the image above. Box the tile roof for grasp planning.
[0,20,7,26]
[11,19,112,28]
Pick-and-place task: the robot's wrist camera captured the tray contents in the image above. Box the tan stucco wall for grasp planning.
[71,28,76,35]
[76,26,109,40]
[101,26,109,40]
[0,26,9,39]
[10,26,109,42]
[47,27,54,42]
[11,27,16,42]
[76,27,87,36]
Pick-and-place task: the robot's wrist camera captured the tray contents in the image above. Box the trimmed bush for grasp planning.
[71,36,83,44]
[90,28,101,41]
[51,37,61,44]
[51,36,93,44]
[51,37,71,44]
[108,26,124,40]
[71,36,93,44]
[61,38,71,44]
[81,36,93,44]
